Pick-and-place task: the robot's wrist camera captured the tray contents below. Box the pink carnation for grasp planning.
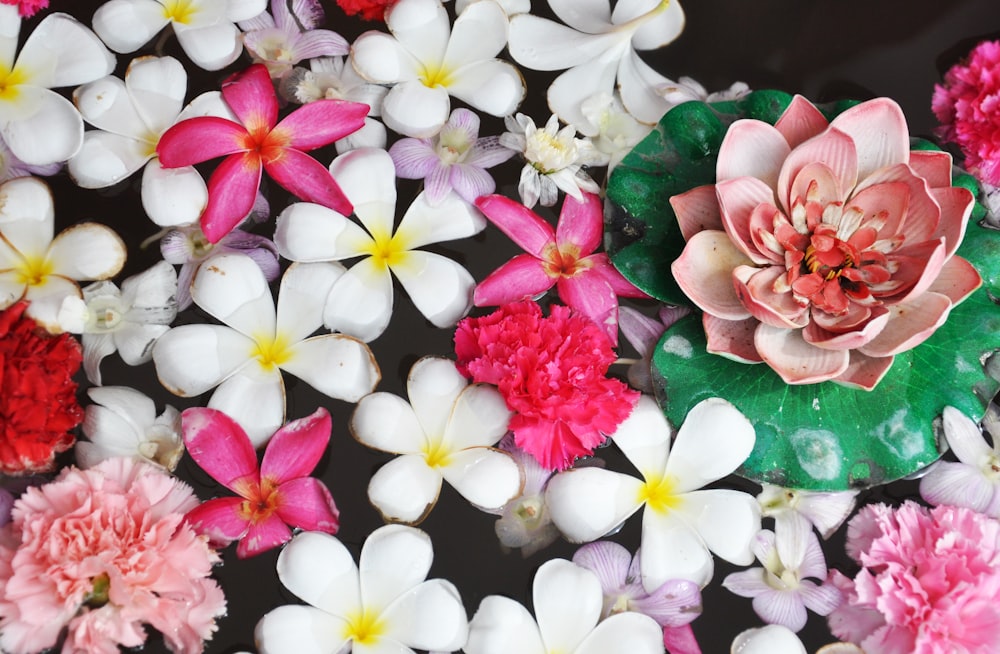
[0,458,226,654]
[455,300,639,470]
[933,40,1000,186]
[0,0,48,17]
[828,501,1000,653]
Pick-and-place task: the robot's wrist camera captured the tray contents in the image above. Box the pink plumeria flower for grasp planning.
[919,405,1000,518]
[182,406,340,559]
[156,63,369,243]
[474,191,649,345]
[239,0,348,79]
[389,107,514,206]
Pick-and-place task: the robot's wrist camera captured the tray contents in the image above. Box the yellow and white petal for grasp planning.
[0,5,19,73]
[48,222,126,281]
[1,88,85,166]
[405,356,467,440]
[350,30,423,85]
[190,252,276,339]
[255,605,350,654]
[465,595,546,654]
[390,250,475,329]
[533,559,602,653]
[22,275,81,331]
[125,55,187,134]
[18,13,115,88]
[444,383,511,450]
[274,202,374,262]
[380,578,468,652]
[0,176,54,228]
[207,365,286,447]
[545,467,645,542]
[92,0,171,54]
[609,395,671,480]
[280,333,380,403]
[446,59,525,118]
[329,148,398,237]
[664,397,755,493]
[381,81,451,139]
[674,488,759,566]
[152,323,255,397]
[351,391,427,455]
[276,261,346,344]
[73,76,148,137]
[394,189,485,249]
[639,506,713,589]
[575,612,665,654]
[322,257,394,343]
[276,530,362,618]
[173,20,243,72]
[441,447,521,510]
[0,271,24,308]
[68,132,151,188]
[385,0,450,69]
[359,524,435,612]
[443,0,509,66]
[140,159,208,227]
[367,454,442,525]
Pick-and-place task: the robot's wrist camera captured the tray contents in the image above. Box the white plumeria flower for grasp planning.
[465,558,665,654]
[0,6,115,165]
[0,177,126,330]
[546,395,760,589]
[757,484,858,540]
[58,260,178,385]
[351,0,525,137]
[283,56,389,154]
[78,386,183,471]
[454,0,530,15]
[918,405,1000,518]
[579,91,652,171]
[500,113,602,208]
[274,147,484,342]
[92,0,268,71]
[69,55,234,227]
[151,252,380,446]
[351,356,520,524]
[255,526,469,654]
[507,0,684,133]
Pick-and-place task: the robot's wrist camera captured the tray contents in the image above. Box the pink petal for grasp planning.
[802,306,889,350]
[925,255,982,305]
[715,177,781,265]
[274,477,340,533]
[156,117,248,168]
[754,324,850,384]
[631,578,702,628]
[571,541,631,591]
[717,118,791,188]
[201,152,264,243]
[798,580,843,617]
[752,589,808,632]
[907,149,953,189]
[928,186,974,258]
[856,163,940,244]
[790,162,850,210]
[474,253,554,306]
[919,461,996,514]
[884,239,947,303]
[292,29,350,60]
[475,193,555,256]
[260,407,332,483]
[450,163,497,205]
[704,315,763,363]
[670,184,723,241]
[236,516,293,558]
[671,230,753,320]
[183,496,249,546]
[774,95,829,149]
[424,162,453,204]
[555,191,603,255]
[733,265,809,329]
[834,351,895,390]
[221,64,279,133]
[776,128,858,215]
[828,97,910,180]
[264,148,352,216]
[275,99,370,151]
[389,138,438,179]
[857,291,952,358]
[662,624,702,654]
[590,254,650,298]
[842,180,910,239]
[558,272,619,345]
[181,407,260,493]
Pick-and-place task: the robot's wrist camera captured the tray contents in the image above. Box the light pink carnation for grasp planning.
[0,457,226,654]
[828,501,1000,653]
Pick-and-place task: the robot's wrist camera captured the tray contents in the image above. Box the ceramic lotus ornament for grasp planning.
[605,90,1000,490]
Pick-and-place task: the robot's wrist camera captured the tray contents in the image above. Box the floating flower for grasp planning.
[545,395,759,588]
[617,304,690,393]
[255,526,469,654]
[0,177,127,330]
[0,457,226,654]
[932,40,1000,187]
[92,0,267,71]
[454,300,640,470]
[474,191,649,345]
[465,557,665,654]
[58,260,178,385]
[919,406,1000,517]
[78,386,183,471]
[579,91,652,171]
[757,484,858,539]
[182,407,340,558]
[351,356,519,524]
[828,502,1000,653]
[239,0,348,79]
[389,107,514,205]
[500,113,603,208]
[0,301,82,476]
[152,252,380,446]
[507,0,685,131]
[335,0,392,21]
[351,0,524,137]
[274,147,483,342]
[670,96,980,388]
[723,518,841,632]
[156,63,369,243]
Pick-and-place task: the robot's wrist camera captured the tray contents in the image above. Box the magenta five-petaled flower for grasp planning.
[180,406,340,559]
[156,63,369,243]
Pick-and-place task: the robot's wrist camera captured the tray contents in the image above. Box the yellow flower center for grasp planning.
[422,439,452,468]
[419,63,454,89]
[251,333,292,370]
[14,254,53,287]
[364,229,407,268]
[161,0,198,24]
[638,474,682,514]
[343,610,385,646]
[0,65,26,103]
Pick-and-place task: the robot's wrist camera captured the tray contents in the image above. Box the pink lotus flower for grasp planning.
[156,63,369,243]
[181,406,340,559]
[671,96,980,388]
[474,191,648,345]
[828,501,1000,653]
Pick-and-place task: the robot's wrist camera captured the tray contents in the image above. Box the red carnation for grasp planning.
[455,300,639,471]
[334,0,393,21]
[0,302,82,475]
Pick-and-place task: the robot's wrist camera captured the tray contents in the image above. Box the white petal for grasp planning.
[22,277,82,331]
[281,334,380,403]
[575,611,665,654]
[329,147,397,236]
[610,395,671,480]
[255,605,350,654]
[18,13,115,87]
[676,489,760,566]
[443,384,511,450]
[730,625,807,654]
[274,202,373,261]
[113,323,169,365]
[48,223,126,280]
[444,0,508,64]
[276,261,345,343]
[465,595,545,654]
[352,391,427,454]
[323,257,394,342]
[630,0,685,50]
[359,524,434,613]
[617,47,672,124]
[381,80,450,138]
[547,0,612,33]
[665,397,755,492]
[152,324,253,396]
[227,0,269,22]
[446,59,525,117]
[795,491,859,540]
[1,88,84,165]
[547,60,618,137]
[82,404,141,454]
[395,190,485,248]
[441,447,521,510]
[87,384,156,427]
[277,531,361,618]
[207,366,286,447]
[125,54,187,133]
[406,356,467,439]
[121,259,177,311]
[191,252,276,338]
[380,579,468,651]
[508,14,620,70]
[0,176,54,227]
[68,132,150,188]
[73,76,148,137]
[367,454,442,524]
[533,559,601,653]
[640,506,713,589]
[92,0,169,54]
[140,159,208,227]
[0,5,19,72]
[173,21,243,71]
[385,0,450,67]
[942,405,992,464]
[350,31,422,85]
[391,250,475,328]
[545,467,644,542]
